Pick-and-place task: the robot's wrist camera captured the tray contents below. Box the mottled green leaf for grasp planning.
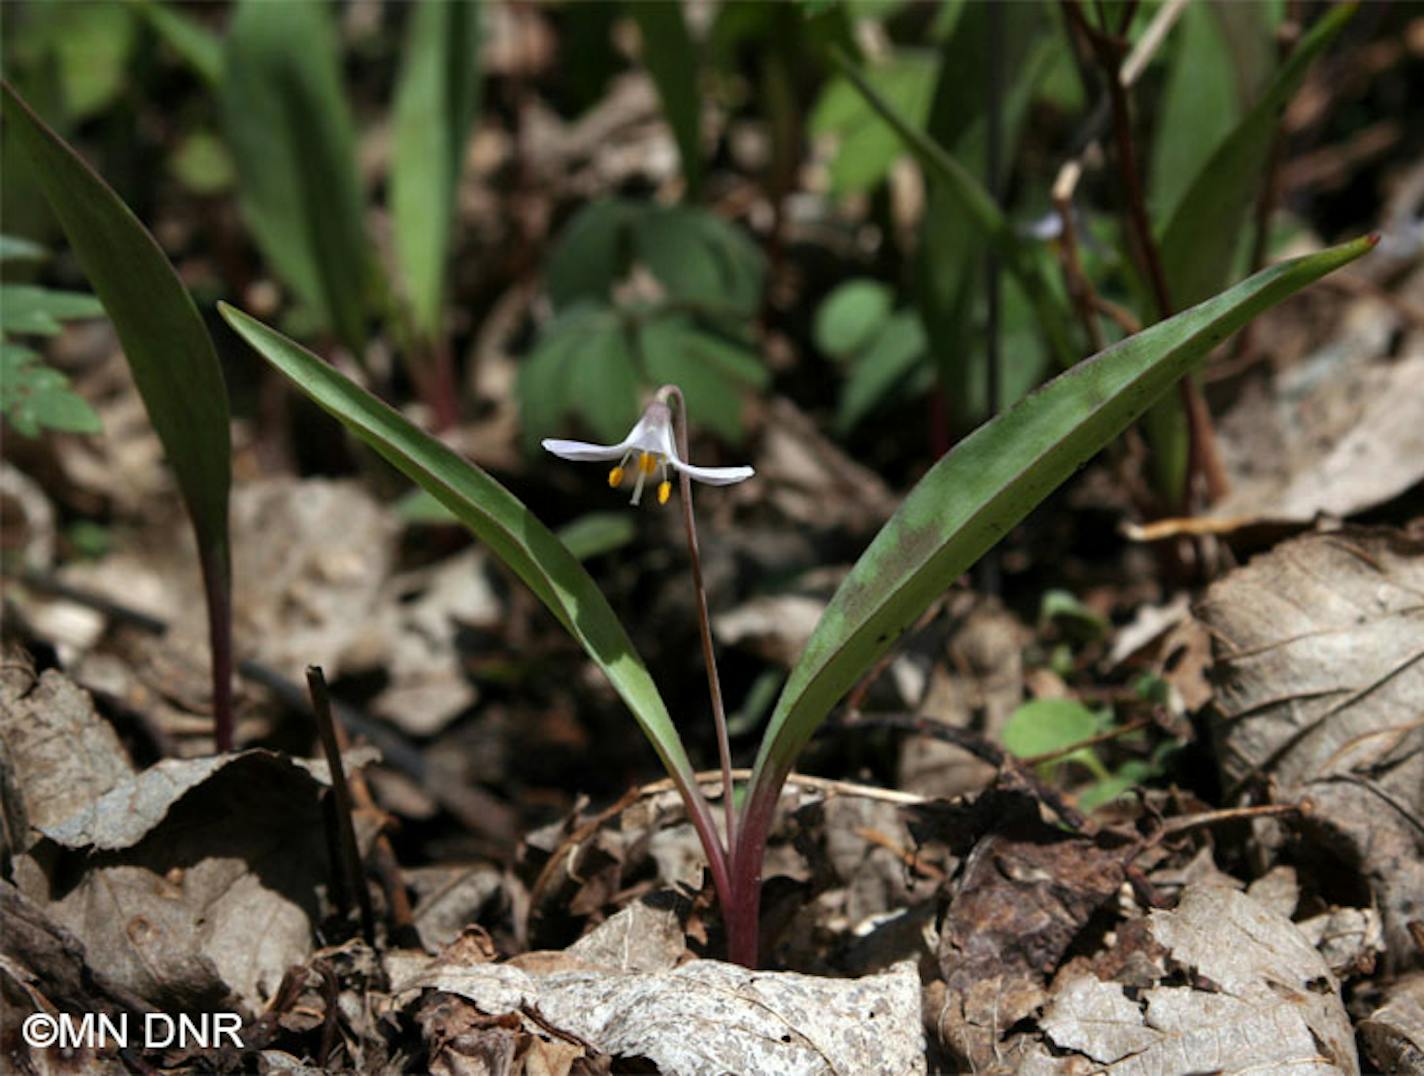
[746,237,1374,817]
[3,80,231,743]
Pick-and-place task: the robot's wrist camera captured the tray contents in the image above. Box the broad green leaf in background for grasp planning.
[741,236,1375,843]
[1003,697,1112,779]
[219,0,373,353]
[831,50,1077,369]
[634,206,767,320]
[555,512,638,561]
[545,200,639,310]
[131,0,223,88]
[2,81,234,745]
[835,310,927,435]
[0,344,102,438]
[544,200,766,321]
[1145,3,1352,502]
[219,302,713,838]
[392,0,482,341]
[814,279,894,360]
[518,302,636,447]
[0,284,104,335]
[1159,3,1354,309]
[639,315,767,443]
[629,1,704,196]
[168,130,236,196]
[810,51,939,196]
[1147,0,1243,225]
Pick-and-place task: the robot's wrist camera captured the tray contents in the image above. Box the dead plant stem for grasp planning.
[306,667,376,944]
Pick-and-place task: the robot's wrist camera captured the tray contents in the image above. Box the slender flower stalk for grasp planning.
[658,385,739,852]
[542,389,751,922]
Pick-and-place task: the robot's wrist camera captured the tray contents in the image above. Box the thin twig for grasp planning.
[659,384,736,855]
[1021,717,1152,766]
[639,768,929,808]
[307,667,376,945]
[1051,160,1106,353]
[1119,0,1190,88]
[830,711,1091,831]
[852,826,947,881]
[1156,800,1307,837]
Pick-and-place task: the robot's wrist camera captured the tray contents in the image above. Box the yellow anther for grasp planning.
[657,480,671,505]
[608,466,625,488]
[638,451,659,476]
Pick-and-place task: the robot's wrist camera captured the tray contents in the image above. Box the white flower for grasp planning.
[542,399,754,506]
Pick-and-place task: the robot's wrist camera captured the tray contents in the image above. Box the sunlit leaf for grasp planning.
[810,51,938,195]
[220,301,705,808]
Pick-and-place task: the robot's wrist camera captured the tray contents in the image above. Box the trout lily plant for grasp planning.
[2,13,1372,974]
[219,233,1373,968]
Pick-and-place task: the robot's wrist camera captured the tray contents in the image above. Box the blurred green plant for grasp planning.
[521,199,770,447]
[0,233,104,438]
[135,0,481,427]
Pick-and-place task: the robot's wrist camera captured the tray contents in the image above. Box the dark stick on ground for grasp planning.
[307,666,377,945]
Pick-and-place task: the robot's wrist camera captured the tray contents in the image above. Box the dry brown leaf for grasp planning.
[1198,527,1424,970]
[391,950,924,1076]
[1360,973,1424,1073]
[27,748,375,1012]
[0,652,133,851]
[1040,886,1358,1074]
